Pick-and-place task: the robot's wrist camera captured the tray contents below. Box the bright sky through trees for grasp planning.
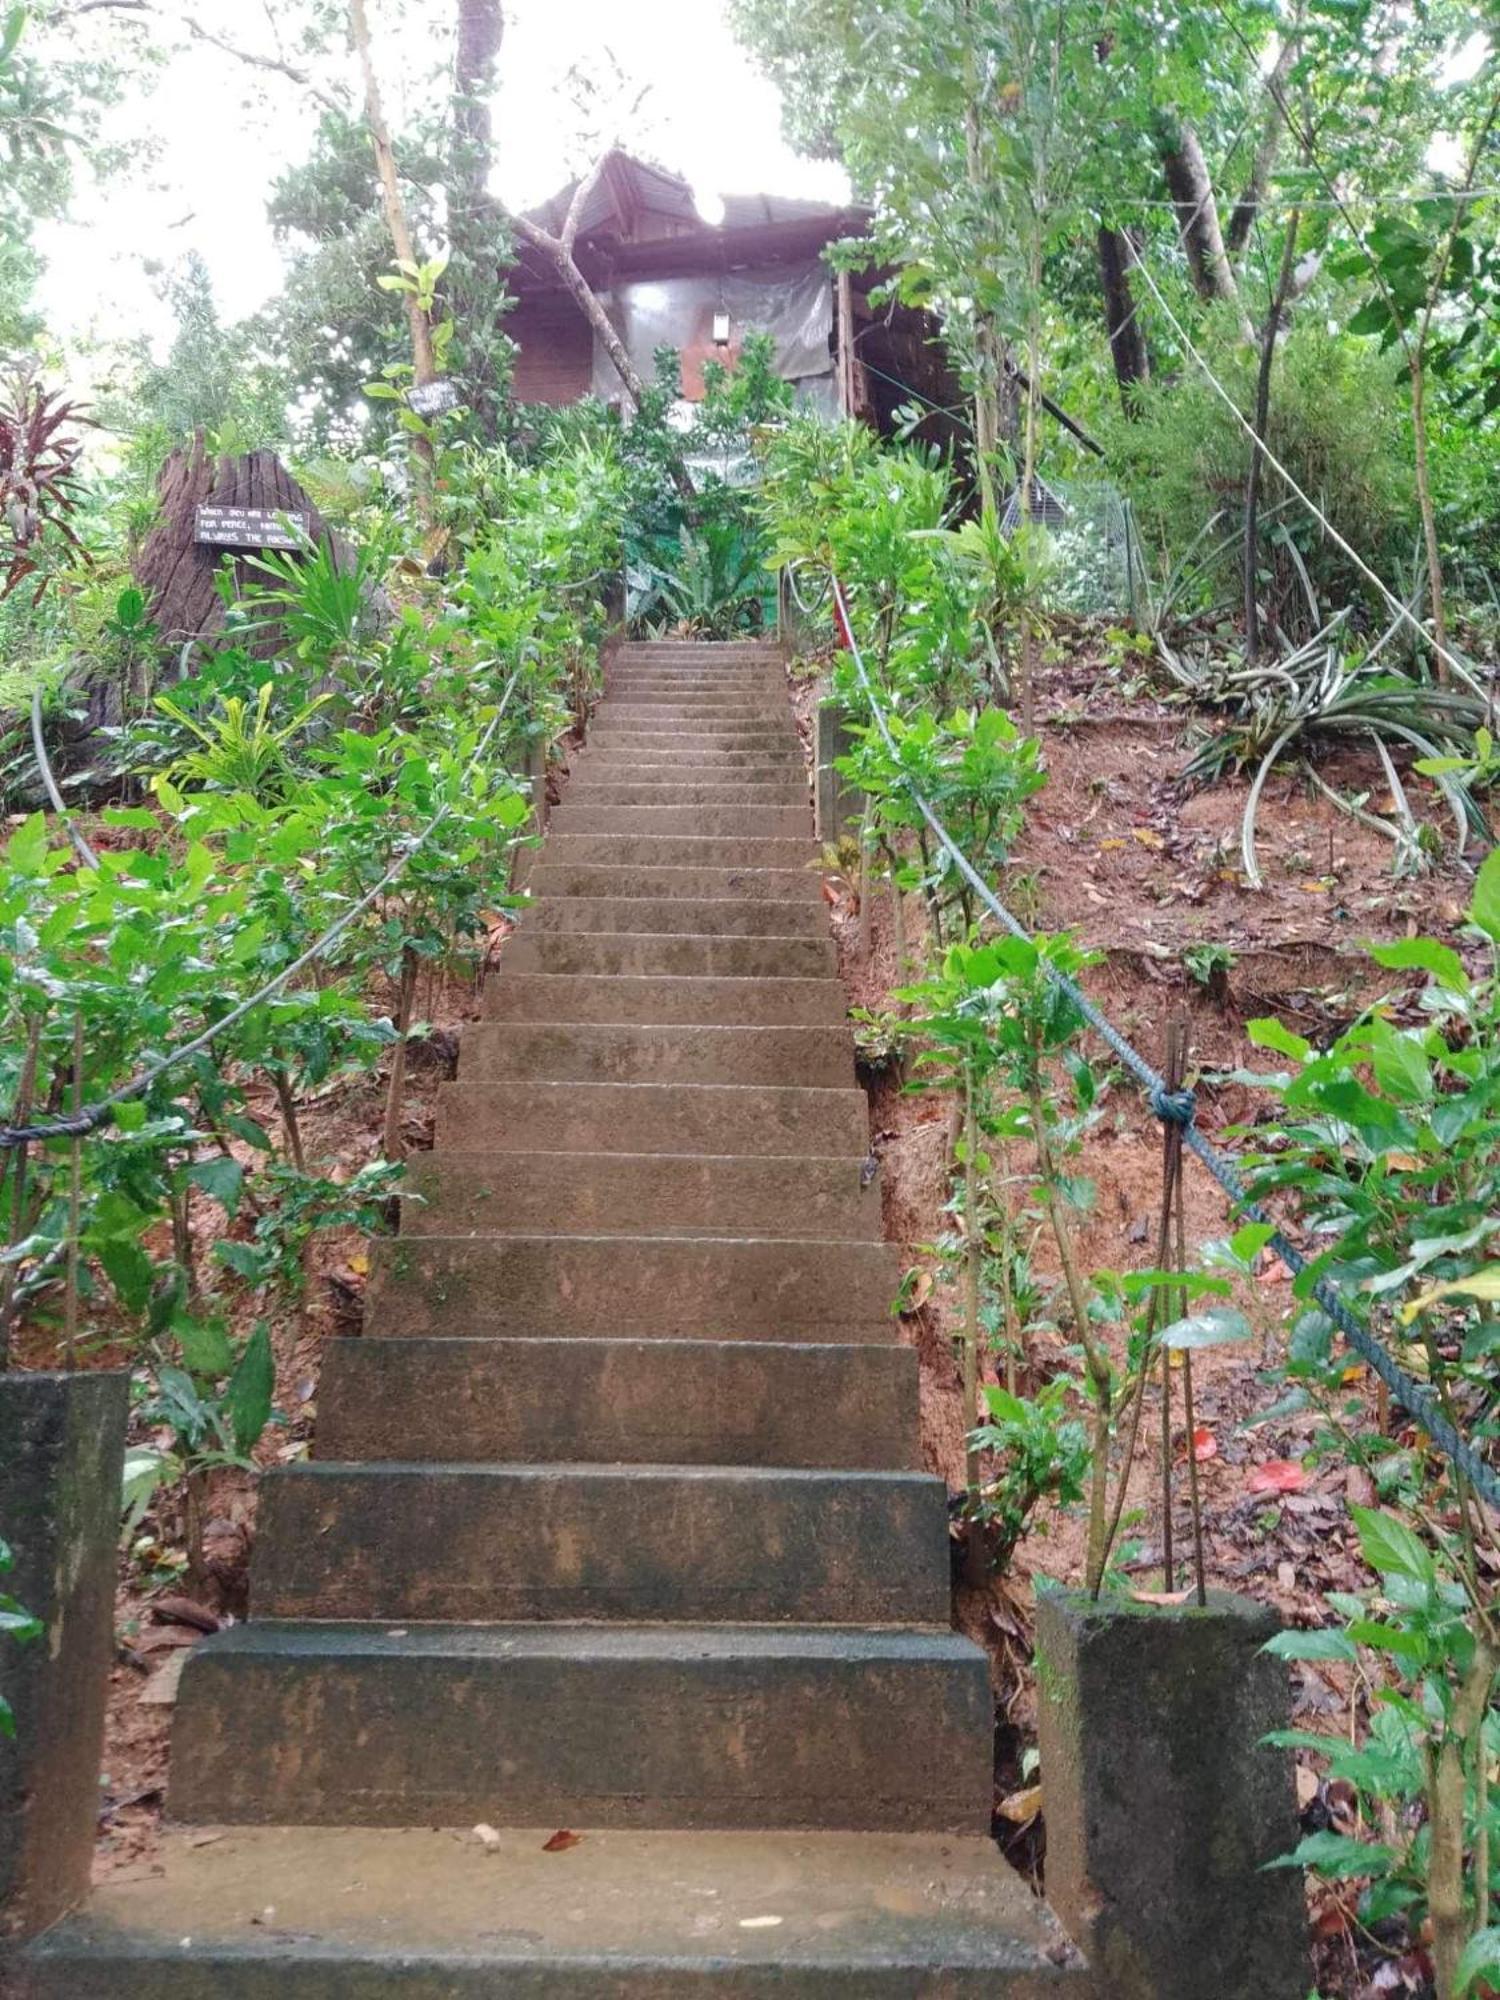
[34,0,849,356]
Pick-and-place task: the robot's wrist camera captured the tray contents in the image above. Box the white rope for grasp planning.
[1128,244,1491,701]
[5,666,522,1147]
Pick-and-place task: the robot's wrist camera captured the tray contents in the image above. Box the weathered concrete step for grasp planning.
[560,783,809,808]
[365,1234,899,1340]
[436,1077,864,1157]
[585,733,803,754]
[596,696,792,712]
[600,704,788,725]
[605,677,786,696]
[316,1335,913,1466]
[21,1824,1086,1999]
[501,931,835,979]
[253,1463,949,1625]
[460,1023,853,1087]
[167,1623,993,1830]
[544,833,819,869]
[483,972,848,1025]
[401,1151,879,1240]
[549,806,813,837]
[578,751,806,774]
[521,896,825,939]
[527,863,823,902]
[588,724,804,748]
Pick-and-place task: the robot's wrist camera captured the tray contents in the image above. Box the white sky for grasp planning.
[34,0,848,360]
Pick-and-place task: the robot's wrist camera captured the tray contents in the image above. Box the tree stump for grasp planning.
[134,435,338,662]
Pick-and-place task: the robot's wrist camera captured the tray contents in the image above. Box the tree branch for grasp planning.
[560,147,613,255]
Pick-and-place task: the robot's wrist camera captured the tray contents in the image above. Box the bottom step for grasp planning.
[168,1624,992,1833]
[20,1826,1088,1997]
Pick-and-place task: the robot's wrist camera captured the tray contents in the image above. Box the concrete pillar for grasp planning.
[1035,1586,1308,2000]
[0,1372,127,1944]
[815,697,861,845]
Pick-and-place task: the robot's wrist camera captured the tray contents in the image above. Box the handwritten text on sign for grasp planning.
[194,505,311,551]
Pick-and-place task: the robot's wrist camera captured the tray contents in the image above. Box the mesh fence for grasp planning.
[1000,475,1143,618]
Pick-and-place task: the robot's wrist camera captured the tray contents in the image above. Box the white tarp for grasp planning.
[589,261,834,404]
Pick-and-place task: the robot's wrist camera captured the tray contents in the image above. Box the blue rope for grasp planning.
[829,576,1500,1514]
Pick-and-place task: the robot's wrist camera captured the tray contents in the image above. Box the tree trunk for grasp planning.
[349,0,437,511]
[1227,40,1297,254]
[449,0,508,437]
[1097,225,1150,409]
[515,216,698,510]
[1244,209,1302,659]
[1158,121,1251,334]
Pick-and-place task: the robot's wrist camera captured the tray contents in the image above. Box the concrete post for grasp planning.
[0,1372,127,1945]
[815,697,861,846]
[1034,1586,1308,2000]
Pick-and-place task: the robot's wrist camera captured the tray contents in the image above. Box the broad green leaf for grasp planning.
[1261,1628,1358,1662]
[1263,1830,1394,1878]
[1247,1017,1312,1062]
[1368,937,1470,993]
[1349,1506,1435,1588]
[227,1322,275,1459]
[1400,1266,1500,1323]
[1470,849,1500,944]
[1456,1926,1500,1996]
[1230,1222,1277,1265]
[174,1315,233,1379]
[187,1156,244,1217]
[1161,1306,1254,1351]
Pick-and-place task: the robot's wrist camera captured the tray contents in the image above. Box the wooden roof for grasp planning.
[514,149,870,293]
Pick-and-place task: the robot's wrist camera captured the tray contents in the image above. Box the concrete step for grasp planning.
[557,783,809,809]
[482,972,848,1025]
[21,1824,1086,2000]
[460,1024,853,1087]
[252,1463,949,1625]
[364,1233,899,1341]
[526,864,823,902]
[435,1077,865,1157]
[600,703,787,724]
[548,807,813,838]
[500,931,836,979]
[167,1623,993,1831]
[315,1335,914,1467]
[520,896,826,939]
[605,677,786,696]
[543,833,820,869]
[577,751,806,773]
[596,696,792,712]
[588,722,800,742]
[584,735,804,756]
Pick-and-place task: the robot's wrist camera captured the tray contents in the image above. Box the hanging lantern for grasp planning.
[712,311,732,348]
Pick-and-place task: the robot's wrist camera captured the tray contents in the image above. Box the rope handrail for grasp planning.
[828,573,1500,1513]
[2,666,523,1152]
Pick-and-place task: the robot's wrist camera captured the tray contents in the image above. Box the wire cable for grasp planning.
[1,667,522,1151]
[829,573,1500,1512]
[1125,243,1491,702]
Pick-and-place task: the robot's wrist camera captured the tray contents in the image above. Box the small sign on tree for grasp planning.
[408,377,461,418]
[194,504,311,551]
[135,438,340,660]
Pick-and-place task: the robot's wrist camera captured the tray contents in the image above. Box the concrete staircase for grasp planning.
[22,642,1086,1994]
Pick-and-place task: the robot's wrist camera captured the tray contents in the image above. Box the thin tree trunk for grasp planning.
[1429,1639,1497,1998]
[1097,225,1151,409]
[962,1066,982,1506]
[350,0,437,509]
[1244,208,1302,659]
[382,945,421,1163]
[1226,39,1298,254]
[1028,1079,1112,1594]
[450,0,507,436]
[1158,121,1252,336]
